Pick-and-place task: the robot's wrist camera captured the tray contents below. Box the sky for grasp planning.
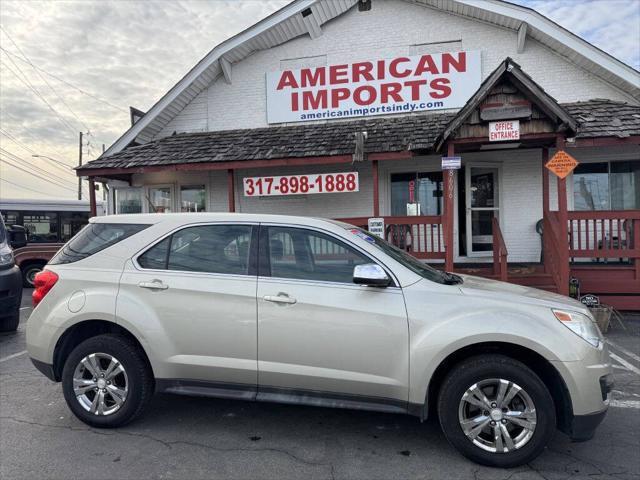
[0,0,638,201]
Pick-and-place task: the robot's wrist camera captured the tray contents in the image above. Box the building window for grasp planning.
[390,172,443,216]
[573,160,639,211]
[115,188,143,214]
[147,187,172,213]
[180,185,206,212]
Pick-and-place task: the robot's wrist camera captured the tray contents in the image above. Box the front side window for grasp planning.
[266,227,370,283]
[180,185,206,212]
[138,225,253,275]
[51,223,149,264]
[573,160,640,211]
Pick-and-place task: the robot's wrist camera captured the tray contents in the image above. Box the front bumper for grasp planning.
[570,410,608,442]
[0,265,22,318]
[30,358,57,381]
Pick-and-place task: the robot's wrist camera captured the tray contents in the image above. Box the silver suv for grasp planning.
[26,213,613,467]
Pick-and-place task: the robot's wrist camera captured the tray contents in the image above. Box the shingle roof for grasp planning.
[563,99,640,139]
[81,99,639,171]
[81,112,454,170]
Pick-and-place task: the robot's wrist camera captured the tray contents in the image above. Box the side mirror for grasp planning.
[353,263,391,287]
[7,225,27,249]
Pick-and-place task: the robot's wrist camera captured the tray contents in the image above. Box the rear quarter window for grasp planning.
[50,223,149,264]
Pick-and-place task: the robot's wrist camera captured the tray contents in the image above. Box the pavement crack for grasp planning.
[1,415,335,473]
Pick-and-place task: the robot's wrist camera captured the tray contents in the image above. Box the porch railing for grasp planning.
[337,215,446,259]
[492,217,508,281]
[567,211,640,262]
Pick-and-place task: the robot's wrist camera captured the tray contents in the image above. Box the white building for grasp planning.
[78,0,640,309]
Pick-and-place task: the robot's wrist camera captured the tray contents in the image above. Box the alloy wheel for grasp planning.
[72,353,128,416]
[458,378,537,453]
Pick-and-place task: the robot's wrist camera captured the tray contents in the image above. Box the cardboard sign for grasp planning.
[545,150,579,179]
[442,156,461,170]
[489,120,520,141]
[266,51,482,123]
[580,294,600,308]
[367,218,385,238]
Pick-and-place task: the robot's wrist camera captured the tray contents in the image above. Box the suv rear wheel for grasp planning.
[437,354,556,468]
[22,262,45,287]
[61,334,153,428]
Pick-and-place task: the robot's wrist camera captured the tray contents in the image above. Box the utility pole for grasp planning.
[78,131,83,200]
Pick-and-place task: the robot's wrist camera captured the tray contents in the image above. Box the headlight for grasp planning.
[552,309,602,348]
[0,245,14,267]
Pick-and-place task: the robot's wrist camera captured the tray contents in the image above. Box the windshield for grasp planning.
[339,224,461,285]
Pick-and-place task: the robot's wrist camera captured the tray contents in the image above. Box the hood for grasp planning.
[457,274,589,313]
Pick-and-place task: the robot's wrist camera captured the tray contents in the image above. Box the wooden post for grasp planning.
[556,136,570,295]
[541,148,549,273]
[227,169,235,212]
[443,143,455,272]
[88,178,97,217]
[372,160,380,217]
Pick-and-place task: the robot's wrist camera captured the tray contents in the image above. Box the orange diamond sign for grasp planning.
[545,150,579,179]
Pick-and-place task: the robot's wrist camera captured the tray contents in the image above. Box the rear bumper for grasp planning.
[30,358,57,381]
[0,265,22,317]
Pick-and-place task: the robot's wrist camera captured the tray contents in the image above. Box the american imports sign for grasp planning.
[266,51,481,124]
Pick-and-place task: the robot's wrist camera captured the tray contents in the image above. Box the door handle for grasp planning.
[263,293,297,305]
[138,280,168,290]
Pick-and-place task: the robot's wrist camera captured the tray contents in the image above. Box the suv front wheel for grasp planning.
[61,334,154,428]
[437,354,556,468]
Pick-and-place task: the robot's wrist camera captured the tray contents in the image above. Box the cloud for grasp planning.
[0,0,638,200]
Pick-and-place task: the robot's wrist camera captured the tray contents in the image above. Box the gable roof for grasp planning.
[103,0,640,157]
[79,99,639,175]
[436,57,578,150]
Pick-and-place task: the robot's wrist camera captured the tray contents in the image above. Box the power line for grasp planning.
[0,58,79,136]
[0,177,65,197]
[0,145,76,179]
[0,128,75,168]
[0,111,71,158]
[0,25,90,132]
[0,156,78,193]
[0,46,127,114]
[0,148,78,186]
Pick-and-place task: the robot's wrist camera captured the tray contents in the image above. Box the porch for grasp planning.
[337,209,640,310]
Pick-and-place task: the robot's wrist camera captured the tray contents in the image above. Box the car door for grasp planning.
[117,223,258,397]
[256,225,409,412]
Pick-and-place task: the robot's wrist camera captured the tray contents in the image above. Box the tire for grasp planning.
[437,354,556,468]
[0,312,20,332]
[61,334,154,428]
[22,263,45,287]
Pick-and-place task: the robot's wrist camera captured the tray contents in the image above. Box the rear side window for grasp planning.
[50,223,149,264]
[137,224,253,275]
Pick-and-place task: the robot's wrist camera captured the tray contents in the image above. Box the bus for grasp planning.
[0,199,105,287]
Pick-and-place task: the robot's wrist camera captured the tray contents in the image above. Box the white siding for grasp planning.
[234,162,374,218]
[154,0,634,137]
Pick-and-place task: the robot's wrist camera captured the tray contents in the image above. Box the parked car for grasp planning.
[26,213,613,467]
[0,215,25,332]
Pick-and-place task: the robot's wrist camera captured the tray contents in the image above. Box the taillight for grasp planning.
[32,270,59,307]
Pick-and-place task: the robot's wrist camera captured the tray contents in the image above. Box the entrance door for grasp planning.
[465,165,500,257]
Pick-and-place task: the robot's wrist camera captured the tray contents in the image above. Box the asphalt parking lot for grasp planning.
[1,290,639,480]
